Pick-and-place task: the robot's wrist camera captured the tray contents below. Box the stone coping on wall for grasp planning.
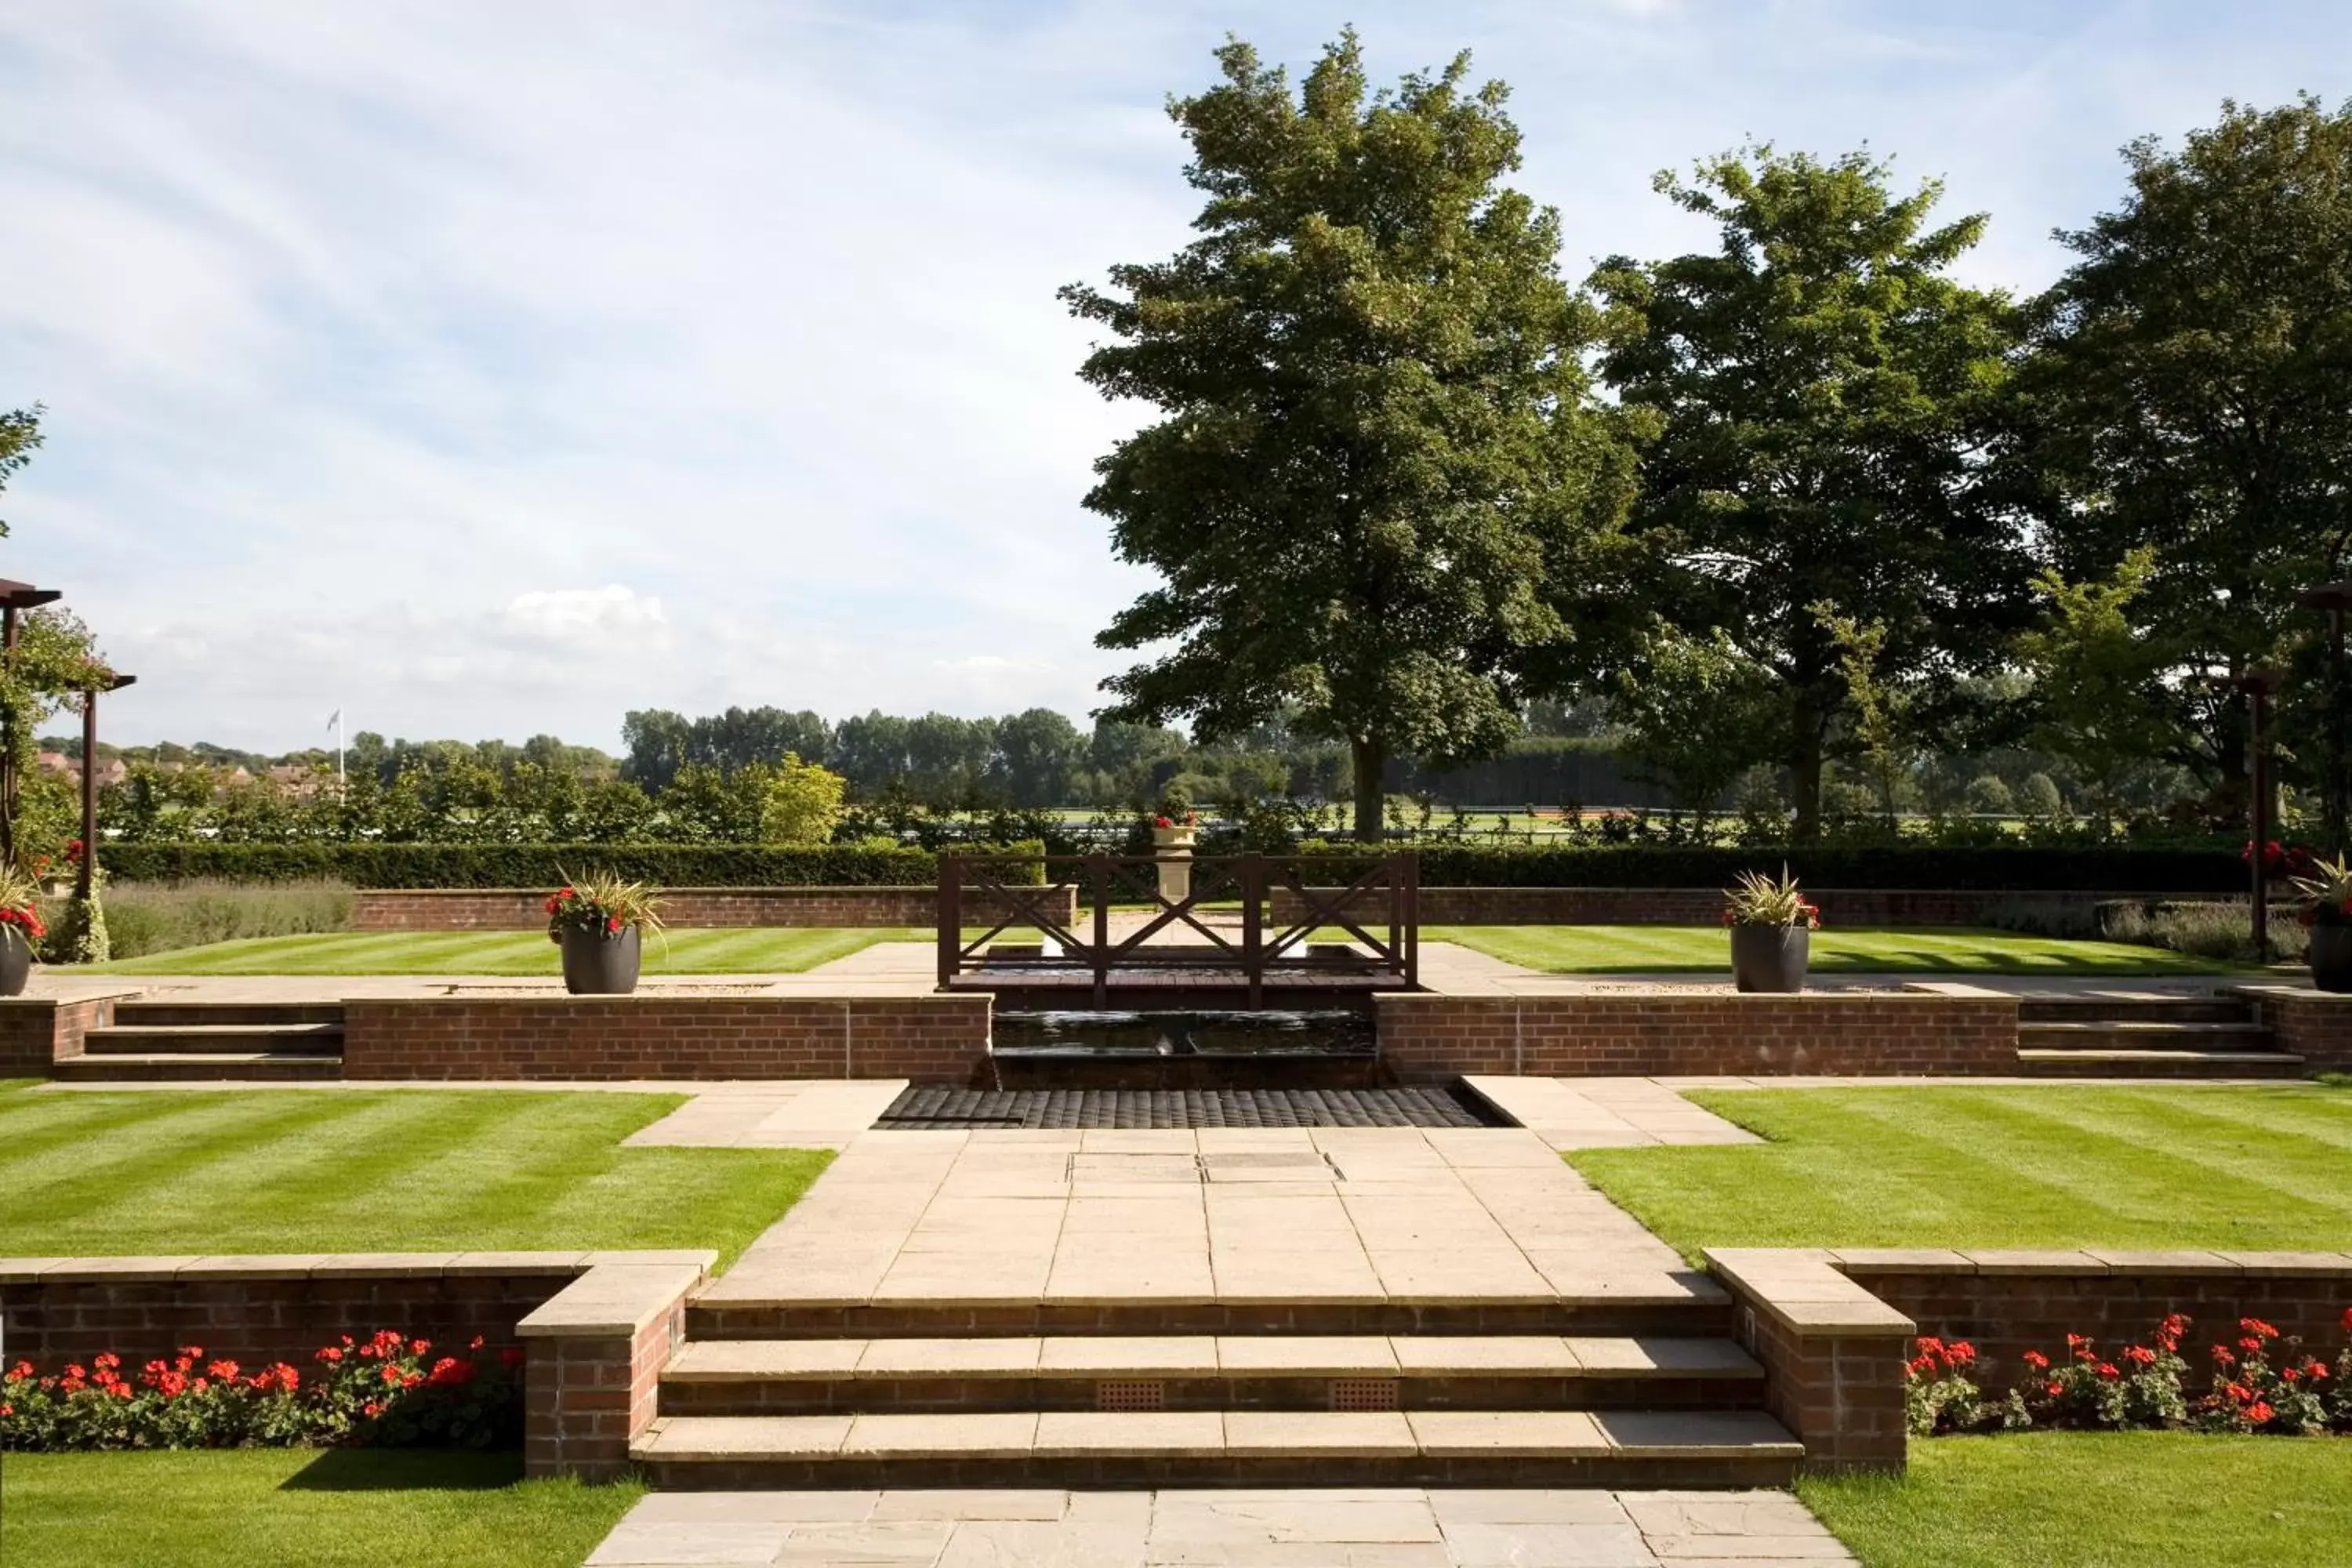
[0,1249,717,1285]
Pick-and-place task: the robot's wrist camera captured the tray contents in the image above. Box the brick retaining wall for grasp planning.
[0,993,131,1074]
[2235,985,2352,1073]
[341,994,992,1082]
[1271,885,2201,927]
[0,1251,708,1479]
[1707,1247,2352,1474]
[1377,987,2020,1078]
[350,884,1076,931]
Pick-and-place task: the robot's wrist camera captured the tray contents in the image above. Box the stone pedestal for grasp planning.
[1152,826,1197,904]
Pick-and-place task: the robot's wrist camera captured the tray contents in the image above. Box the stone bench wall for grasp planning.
[1270,887,2203,927]
[1376,987,2020,1079]
[350,885,1076,931]
[2234,985,2352,1073]
[341,994,992,1083]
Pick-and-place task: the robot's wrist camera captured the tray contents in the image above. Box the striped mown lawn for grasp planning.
[0,1083,828,1264]
[87,926,925,975]
[1432,924,2241,975]
[1571,1084,2352,1258]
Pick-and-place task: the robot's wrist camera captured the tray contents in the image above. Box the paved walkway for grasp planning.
[699,1125,1708,1311]
[589,1486,1854,1566]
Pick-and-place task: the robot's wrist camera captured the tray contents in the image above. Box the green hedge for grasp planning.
[1290,844,2244,893]
[100,841,1047,888]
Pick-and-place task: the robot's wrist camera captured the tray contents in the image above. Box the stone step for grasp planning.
[2016,1020,2270,1047]
[81,1022,345,1057]
[2016,996,2252,1025]
[659,1334,1763,1416]
[687,1286,1733,1344]
[630,1407,1802,1490]
[52,1051,345,1082]
[113,1001,347,1028]
[2014,1047,2305,1079]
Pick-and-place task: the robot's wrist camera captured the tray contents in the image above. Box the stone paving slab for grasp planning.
[698,1127,1700,1312]
[587,1490,1856,1566]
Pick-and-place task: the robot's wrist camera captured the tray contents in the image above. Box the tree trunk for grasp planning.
[1350,735,1388,843]
[1788,691,1825,844]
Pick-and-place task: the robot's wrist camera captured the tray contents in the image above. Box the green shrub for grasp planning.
[43,879,357,960]
[2093,899,2310,964]
[99,841,1047,889]
[1287,843,2242,892]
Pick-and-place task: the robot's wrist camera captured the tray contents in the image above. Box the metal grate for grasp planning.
[1330,1377,1400,1412]
[874,1086,1498,1131]
[1096,1379,1167,1412]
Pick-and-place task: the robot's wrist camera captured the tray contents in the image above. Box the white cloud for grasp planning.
[2,0,2344,750]
[503,586,669,644]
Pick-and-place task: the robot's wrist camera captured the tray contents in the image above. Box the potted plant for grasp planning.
[2289,852,2352,993]
[0,864,45,996]
[1722,869,1819,993]
[1149,793,1200,903]
[544,870,666,996]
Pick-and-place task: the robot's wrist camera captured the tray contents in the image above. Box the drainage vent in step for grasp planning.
[1330,1378,1401,1413]
[873,1085,1504,1131]
[1095,1381,1166,1412]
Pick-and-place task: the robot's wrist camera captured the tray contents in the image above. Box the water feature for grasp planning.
[988,1007,1379,1089]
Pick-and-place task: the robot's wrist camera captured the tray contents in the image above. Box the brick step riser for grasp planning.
[2016,1002,2251,1025]
[659,1374,1765,1418]
[113,1005,348,1027]
[638,1452,1797,1491]
[52,1057,344,1083]
[2013,1054,2303,1080]
[688,1305,1733,1340]
[82,1034,344,1057]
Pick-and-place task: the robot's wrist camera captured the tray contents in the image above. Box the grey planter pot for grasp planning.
[0,925,30,996]
[2311,924,2352,995]
[1730,924,1810,993]
[561,924,641,996]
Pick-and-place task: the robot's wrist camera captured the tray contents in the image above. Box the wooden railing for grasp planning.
[938,851,1418,1007]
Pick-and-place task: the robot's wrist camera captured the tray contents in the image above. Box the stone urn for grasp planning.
[0,925,31,996]
[1730,924,1809,993]
[561,924,641,996]
[1151,822,1197,905]
[2312,924,2352,994]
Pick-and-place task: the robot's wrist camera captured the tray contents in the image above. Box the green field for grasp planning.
[1802,1432,2352,1568]
[1433,924,2241,975]
[0,1083,828,1264]
[0,1450,641,1568]
[88,926,924,975]
[1571,1084,2352,1258]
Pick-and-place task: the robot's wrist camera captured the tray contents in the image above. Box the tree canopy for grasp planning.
[1062,31,1640,839]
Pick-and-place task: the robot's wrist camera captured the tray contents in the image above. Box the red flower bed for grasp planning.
[1905,1307,2352,1438]
[1,1329,524,1452]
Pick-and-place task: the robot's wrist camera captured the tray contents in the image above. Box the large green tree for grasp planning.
[2024,95,2352,808]
[1062,33,1640,840]
[1590,147,2030,840]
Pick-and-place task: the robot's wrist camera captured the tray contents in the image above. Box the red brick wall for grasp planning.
[0,994,122,1074]
[2239,986,2352,1073]
[350,885,1076,931]
[1271,886,2187,927]
[523,1296,686,1479]
[1849,1265,2352,1386]
[1734,1302,1908,1472]
[341,995,990,1082]
[0,1265,566,1369]
[1377,991,2020,1078]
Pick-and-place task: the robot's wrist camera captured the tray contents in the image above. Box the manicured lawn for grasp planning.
[0,1450,641,1568]
[0,1084,828,1265]
[1570,1085,2352,1258]
[1432,924,2243,975]
[87,926,925,975]
[1802,1432,2352,1567]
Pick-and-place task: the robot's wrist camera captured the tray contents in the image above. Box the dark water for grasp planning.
[990,1009,1375,1059]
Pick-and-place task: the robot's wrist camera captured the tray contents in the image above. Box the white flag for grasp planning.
[326,708,341,731]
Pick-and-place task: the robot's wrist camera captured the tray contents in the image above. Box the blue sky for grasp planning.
[2,0,2346,750]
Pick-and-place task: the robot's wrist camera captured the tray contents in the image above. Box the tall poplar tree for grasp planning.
[1591,147,2028,840]
[1062,33,1640,840]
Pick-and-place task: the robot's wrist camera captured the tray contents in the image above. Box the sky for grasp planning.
[2,0,2347,753]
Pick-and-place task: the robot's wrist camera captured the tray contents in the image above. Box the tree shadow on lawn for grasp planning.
[280,1448,523,1492]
